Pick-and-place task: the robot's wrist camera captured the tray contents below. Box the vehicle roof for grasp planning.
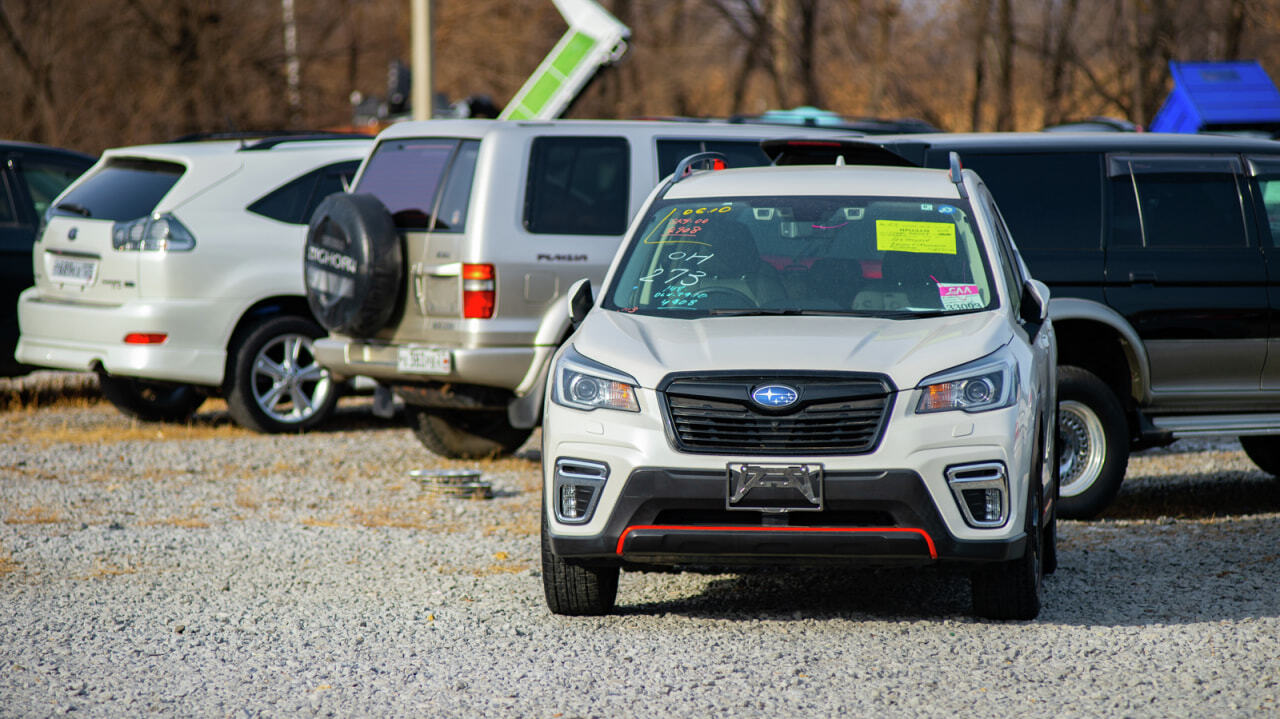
[100,138,372,164]
[868,131,1280,153]
[376,118,846,142]
[663,164,962,200]
[0,140,95,161]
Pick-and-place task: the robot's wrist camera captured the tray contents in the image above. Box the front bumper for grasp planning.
[15,290,229,385]
[549,467,1026,567]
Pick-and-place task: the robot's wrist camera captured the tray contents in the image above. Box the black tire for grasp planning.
[97,373,204,423]
[1239,436,1280,476]
[407,406,532,459]
[1056,365,1129,519]
[541,509,618,616]
[225,315,338,433]
[971,480,1044,621]
[304,193,402,338]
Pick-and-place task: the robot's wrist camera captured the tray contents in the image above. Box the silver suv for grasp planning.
[305,120,839,457]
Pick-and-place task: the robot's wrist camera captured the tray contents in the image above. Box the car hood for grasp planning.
[571,310,1013,390]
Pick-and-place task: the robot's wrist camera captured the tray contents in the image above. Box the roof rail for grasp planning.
[658,151,728,198]
[948,151,968,198]
[762,138,917,167]
[239,132,373,151]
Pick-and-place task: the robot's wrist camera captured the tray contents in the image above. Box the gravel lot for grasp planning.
[2,373,1279,718]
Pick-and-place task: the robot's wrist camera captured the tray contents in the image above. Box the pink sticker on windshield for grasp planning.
[938,283,984,310]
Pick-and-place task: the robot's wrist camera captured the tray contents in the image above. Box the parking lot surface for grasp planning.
[1,391,1278,718]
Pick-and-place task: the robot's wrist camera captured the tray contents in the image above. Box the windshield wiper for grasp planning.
[708,308,867,317]
[54,202,92,217]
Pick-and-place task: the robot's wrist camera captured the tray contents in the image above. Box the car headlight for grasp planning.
[916,349,1018,414]
[552,344,640,412]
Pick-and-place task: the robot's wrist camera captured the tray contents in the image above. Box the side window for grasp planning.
[248,160,360,225]
[656,139,770,178]
[524,136,630,236]
[933,151,1103,251]
[432,140,480,232]
[1108,156,1250,248]
[0,172,17,225]
[1246,156,1280,246]
[14,157,89,220]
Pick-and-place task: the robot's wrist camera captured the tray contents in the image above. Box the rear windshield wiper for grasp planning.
[54,202,92,217]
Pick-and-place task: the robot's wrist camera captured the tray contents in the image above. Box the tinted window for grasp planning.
[432,140,480,232]
[1247,157,1280,246]
[525,137,629,235]
[937,151,1103,251]
[1108,156,1249,248]
[0,174,15,224]
[16,158,88,219]
[52,158,183,222]
[248,160,360,225]
[356,139,458,229]
[657,139,771,178]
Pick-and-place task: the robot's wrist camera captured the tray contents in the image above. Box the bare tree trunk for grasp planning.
[796,0,823,107]
[1041,0,1080,127]
[0,3,59,143]
[995,0,1015,130]
[770,0,794,107]
[969,0,991,131]
[866,0,899,117]
[1224,0,1247,59]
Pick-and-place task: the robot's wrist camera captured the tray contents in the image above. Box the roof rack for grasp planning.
[948,151,968,198]
[239,132,372,151]
[657,151,728,198]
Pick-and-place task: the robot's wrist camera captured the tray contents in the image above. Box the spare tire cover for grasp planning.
[304,193,402,337]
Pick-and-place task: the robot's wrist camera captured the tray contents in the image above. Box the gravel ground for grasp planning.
[1,374,1279,718]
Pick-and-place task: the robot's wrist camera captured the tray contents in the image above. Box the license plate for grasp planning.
[727,463,824,511]
[50,256,97,284]
[396,346,452,375]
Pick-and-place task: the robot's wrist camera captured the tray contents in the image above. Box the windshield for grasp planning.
[603,195,997,317]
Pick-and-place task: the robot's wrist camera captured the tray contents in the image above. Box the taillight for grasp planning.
[462,263,495,319]
[112,213,196,252]
[124,333,167,344]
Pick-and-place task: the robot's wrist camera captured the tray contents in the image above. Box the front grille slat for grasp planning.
[662,374,894,455]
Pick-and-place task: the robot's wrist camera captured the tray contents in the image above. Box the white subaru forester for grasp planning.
[540,152,1058,620]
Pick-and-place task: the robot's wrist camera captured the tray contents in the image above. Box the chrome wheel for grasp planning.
[1058,399,1106,498]
[250,333,332,425]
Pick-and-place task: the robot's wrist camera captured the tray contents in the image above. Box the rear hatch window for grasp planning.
[51,158,184,221]
[355,139,479,230]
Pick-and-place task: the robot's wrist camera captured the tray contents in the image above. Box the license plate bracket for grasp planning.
[726,462,824,512]
[396,346,452,375]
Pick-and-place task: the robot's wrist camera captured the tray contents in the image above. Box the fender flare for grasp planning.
[1047,297,1151,404]
[507,289,582,429]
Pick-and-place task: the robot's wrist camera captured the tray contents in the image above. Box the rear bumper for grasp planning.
[548,468,1025,568]
[15,291,228,385]
[314,336,536,391]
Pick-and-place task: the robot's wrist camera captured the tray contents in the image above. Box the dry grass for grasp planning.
[4,506,64,525]
[77,558,138,579]
[0,411,253,446]
[0,372,102,413]
[0,543,18,576]
[143,516,210,529]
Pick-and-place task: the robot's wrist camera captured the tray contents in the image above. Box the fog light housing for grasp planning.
[553,458,608,524]
[945,462,1009,528]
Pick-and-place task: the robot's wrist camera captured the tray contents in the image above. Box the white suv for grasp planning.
[540,153,1059,620]
[16,135,371,432]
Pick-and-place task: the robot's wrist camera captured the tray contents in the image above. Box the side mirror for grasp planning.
[1020,279,1050,324]
[568,278,594,328]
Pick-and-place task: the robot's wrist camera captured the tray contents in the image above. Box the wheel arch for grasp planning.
[1048,297,1149,408]
[221,295,315,392]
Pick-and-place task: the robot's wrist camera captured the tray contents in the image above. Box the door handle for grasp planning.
[1128,271,1158,283]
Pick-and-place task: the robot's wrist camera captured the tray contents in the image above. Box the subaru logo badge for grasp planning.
[67,227,78,240]
[751,384,798,408]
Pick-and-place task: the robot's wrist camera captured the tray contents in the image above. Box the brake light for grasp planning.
[462,263,495,319]
[124,333,167,344]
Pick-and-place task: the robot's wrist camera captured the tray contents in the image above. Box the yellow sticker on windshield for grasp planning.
[875,220,957,255]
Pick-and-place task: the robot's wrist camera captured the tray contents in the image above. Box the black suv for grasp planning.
[771,133,1280,518]
[0,141,94,376]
